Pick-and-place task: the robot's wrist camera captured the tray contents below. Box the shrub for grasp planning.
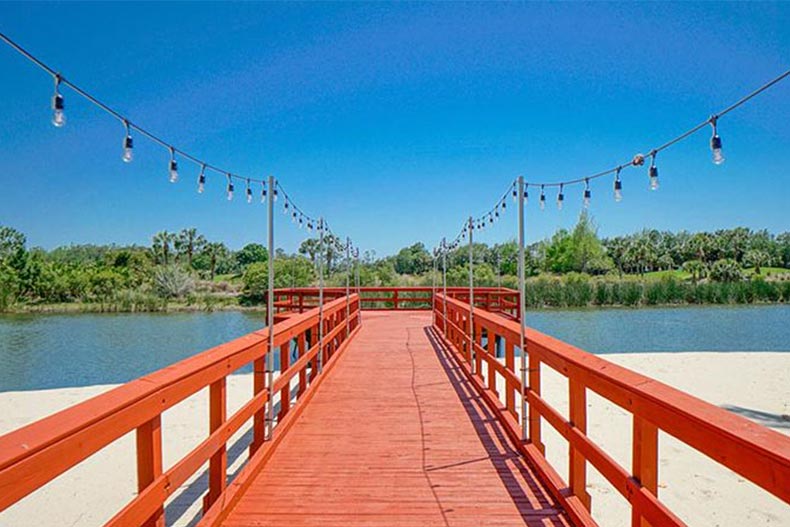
[153,265,195,299]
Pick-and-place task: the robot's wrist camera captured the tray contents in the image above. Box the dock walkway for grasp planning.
[222,311,570,527]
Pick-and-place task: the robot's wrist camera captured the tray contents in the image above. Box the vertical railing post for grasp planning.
[529,353,544,454]
[252,350,265,454]
[487,328,496,393]
[204,378,227,513]
[468,216,476,374]
[279,339,291,420]
[136,416,164,527]
[632,416,659,527]
[505,338,516,417]
[569,378,591,510]
[297,332,307,397]
[518,175,528,441]
[265,175,276,441]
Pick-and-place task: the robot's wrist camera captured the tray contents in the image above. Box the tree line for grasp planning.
[1,213,789,312]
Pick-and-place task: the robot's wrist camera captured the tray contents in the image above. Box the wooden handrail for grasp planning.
[433,293,790,527]
[0,294,361,526]
[275,287,520,319]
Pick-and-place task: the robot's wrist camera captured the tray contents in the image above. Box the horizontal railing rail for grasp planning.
[433,293,790,527]
[275,286,519,318]
[0,294,361,527]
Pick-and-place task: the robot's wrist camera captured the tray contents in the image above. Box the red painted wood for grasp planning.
[136,416,164,527]
[220,312,571,527]
[204,379,227,513]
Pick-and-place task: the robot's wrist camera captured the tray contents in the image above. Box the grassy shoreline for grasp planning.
[3,279,788,314]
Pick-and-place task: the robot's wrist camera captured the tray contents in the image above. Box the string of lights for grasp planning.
[434,68,789,254]
[0,31,364,264]
[275,181,359,257]
[0,31,271,191]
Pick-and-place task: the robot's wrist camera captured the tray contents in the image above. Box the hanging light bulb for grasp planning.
[298,216,304,229]
[246,179,252,203]
[512,185,518,202]
[197,164,206,194]
[260,181,267,203]
[495,210,500,219]
[284,200,289,214]
[557,184,564,210]
[501,200,506,210]
[51,74,65,127]
[292,210,297,222]
[273,188,278,202]
[583,179,591,209]
[710,116,724,165]
[226,174,234,201]
[648,152,659,190]
[539,185,546,210]
[524,184,529,205]
[614,168,623,202]
[168,148,179,183]
[308,222,313,232]
[121,120,133,163]
[489,213,494,224]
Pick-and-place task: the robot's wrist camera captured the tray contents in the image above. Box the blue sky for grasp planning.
[0,3,788,256]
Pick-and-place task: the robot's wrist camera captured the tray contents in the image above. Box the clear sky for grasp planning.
[0,2,788,256]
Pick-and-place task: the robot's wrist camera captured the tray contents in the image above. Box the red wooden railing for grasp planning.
[274,286,519,319]
[433,293,790,527]
[0,294,361,527]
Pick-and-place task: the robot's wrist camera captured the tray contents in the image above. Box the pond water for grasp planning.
[0,305,788,391]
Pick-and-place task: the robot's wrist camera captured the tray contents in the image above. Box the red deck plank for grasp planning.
[221,312,571,527]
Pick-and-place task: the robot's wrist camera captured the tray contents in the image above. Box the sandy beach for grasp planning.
[1,351,788,527]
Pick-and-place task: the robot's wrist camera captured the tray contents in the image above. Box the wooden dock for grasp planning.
[223,311,570,526]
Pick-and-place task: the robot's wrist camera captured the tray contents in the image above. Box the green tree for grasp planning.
[744,249,771,275]
[236,243,268,268]
[0,226,27,271]
[393,242,432,275]
[175,228,206,267]
[195,242,229,280]
[240,258,317,304]
[682,260,707,283]
[151,231,175,265]
[709,259,743,282]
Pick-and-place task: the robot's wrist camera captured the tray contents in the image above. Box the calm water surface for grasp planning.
[1,305,788,391]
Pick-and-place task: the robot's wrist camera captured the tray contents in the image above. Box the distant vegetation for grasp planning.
[1,213,789,313]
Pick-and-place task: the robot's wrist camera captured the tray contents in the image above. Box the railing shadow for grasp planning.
[422,326,568,527]
[722,404,790,430]
[165,380,301,527]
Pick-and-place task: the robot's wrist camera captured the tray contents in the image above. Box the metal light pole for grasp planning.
[468,216,476,375]
[345,237,351,337]
[317,218,325,374]
[355,248,361,327]
[442,238,447,337]
[431,250,437,326]
[265,175,275,440]
[518,175,528,441]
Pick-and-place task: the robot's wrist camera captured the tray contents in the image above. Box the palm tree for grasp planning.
[299,238,320,265]
[151,231,175,265]
[176,228,206,268]
[203,242,227,280]
[744,249,771,275]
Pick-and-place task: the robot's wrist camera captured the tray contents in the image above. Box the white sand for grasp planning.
[1,352,788,527]
[494,352,790,527]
